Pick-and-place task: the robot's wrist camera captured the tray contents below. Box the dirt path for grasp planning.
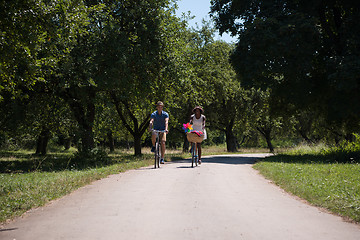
[1,154,359,240]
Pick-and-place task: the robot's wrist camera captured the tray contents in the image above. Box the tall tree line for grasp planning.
[2,0,358,157]
[210,0,360,143]
[1,0,182,155]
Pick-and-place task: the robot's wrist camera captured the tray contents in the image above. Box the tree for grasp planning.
[94,94,122,152]
[210,0,360,136]
[95,0,182,155]
[53,2,106,153]
[203,41,245,152]
[0,0,50,100]
[248,89,282,153]
[0,0,91,152]
[167,21,247,152]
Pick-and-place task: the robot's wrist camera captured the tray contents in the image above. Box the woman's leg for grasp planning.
[197,143,202,163]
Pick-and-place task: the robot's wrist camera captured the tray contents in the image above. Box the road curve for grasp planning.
[1,154,359,240]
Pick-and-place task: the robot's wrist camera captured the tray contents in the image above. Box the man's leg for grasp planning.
[160,133,166,163]
[151,133,156,152]
[151,133,156,146]
[161,141,166,160]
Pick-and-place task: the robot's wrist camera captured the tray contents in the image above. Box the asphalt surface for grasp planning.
[1,154,360,240]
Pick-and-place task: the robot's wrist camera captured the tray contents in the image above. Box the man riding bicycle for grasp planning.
[149,101,169,164]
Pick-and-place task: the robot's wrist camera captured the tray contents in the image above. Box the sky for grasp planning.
[175,0,237,43]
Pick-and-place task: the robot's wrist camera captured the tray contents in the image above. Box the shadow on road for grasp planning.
[172,154,270,167]
[176,166,193,169]
[201,155,259,165]
[0,228,18,232]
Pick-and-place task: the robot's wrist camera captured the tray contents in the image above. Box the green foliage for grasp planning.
[320,134,360,163]
[71,148,111,168]
[210,0,360,133]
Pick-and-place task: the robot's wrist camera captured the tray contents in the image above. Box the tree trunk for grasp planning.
[63,87,96,153]
[80,127,94,152]
[257,127,274,153]
[111,95,150,156]
[107,131,115,153]
[225,129,237,152]
[134,134,142,156]
[183,134,189,153]
[64,137,71,150]
[298,130,313,145]
[265,133,274,153]
[35,128,50,155]
[35,136,42,155]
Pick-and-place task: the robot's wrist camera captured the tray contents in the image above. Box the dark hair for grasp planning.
[156,101,164,106]
[192,106,204,114]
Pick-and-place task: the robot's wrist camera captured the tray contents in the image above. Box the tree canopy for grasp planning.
[1,0,359,157]
[210,0,360,133]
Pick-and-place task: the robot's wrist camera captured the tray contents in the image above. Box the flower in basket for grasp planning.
[182,123,193,133]
[191,131,203,137]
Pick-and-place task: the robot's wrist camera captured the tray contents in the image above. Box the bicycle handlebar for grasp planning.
[151,129,167,133]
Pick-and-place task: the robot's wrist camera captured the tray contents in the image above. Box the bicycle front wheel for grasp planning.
[191,143,195,168]
[154,142,160,168]
[157,142,161,168]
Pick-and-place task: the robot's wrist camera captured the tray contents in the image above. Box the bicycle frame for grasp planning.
[191,142,198,168]
[152,130,166,169]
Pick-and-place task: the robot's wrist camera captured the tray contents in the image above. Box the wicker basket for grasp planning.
[186,132,204,143]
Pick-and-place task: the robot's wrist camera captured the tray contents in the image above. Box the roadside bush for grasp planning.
[321,134,360,163]
[71,148,112,169]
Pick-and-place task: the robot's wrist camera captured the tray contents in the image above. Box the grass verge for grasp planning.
[254,149,360,223]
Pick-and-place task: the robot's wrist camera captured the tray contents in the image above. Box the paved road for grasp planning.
[1,154,360,240]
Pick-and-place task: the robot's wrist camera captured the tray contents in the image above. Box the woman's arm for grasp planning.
[202,115,206,130]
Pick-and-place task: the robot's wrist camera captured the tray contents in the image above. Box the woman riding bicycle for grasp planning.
[189,106,206,164]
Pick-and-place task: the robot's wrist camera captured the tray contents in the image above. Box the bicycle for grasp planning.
[187,132,204,168]
[191,142,199,168]
[152,130,166,169]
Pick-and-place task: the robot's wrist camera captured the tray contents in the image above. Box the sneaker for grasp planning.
[198,159,202,164]
[160,158,165,164]
[151,146,155,152]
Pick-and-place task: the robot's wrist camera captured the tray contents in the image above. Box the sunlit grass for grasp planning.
[254,146,360,223]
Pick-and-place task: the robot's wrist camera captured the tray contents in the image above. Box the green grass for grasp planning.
[200,144,271,155]
[254,148,360,223]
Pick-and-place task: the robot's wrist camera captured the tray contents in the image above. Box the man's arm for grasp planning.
[165,117,169,132]
[149,118,154,132]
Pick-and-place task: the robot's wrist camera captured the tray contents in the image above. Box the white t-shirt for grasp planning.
[190,114,207,140]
